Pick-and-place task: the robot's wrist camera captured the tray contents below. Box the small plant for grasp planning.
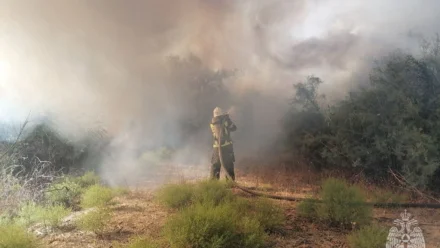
[233,197,285,233]
[156,183,196,209]
[80,185,115,208]
[192,180,234,206]
[0,214,14,226]
[157,180,235,209]
[317,178,372,227]
[296,178,372,228]
[71,171,101,188]
[297,198,319,220]
[0,223,41,248]
[38,204,71,228]
[16,202,71,228]
[16,202,41,227]
[164,203,266,248]
[251,197,285,232]
[75,208,111,235]
[45,179,83,208]
[347,224,388,248]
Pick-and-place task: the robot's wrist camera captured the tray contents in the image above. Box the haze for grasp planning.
[0,0,438,185]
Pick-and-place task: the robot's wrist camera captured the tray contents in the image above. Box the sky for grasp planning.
[0,0,439,184]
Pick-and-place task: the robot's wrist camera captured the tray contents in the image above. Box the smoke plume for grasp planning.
[0,0,439,185]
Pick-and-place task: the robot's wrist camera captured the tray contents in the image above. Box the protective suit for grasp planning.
[210,107,237,180]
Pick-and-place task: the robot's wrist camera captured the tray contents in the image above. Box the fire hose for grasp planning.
[216,122,440,209]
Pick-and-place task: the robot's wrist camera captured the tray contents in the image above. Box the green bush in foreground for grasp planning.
[297,178,372,228]
[297,198,319,220]
[17,202,71,228]
[81,185,115,208]
[250,197,285,232]
[347,225,388,248]
[164,203,266,248]
[45,179,83,208]
[158,181,285,247]
[233,197,285,233]
[318,178,372,227]
[0,223,40,248]
[157,180,234,209]
[192,180,234,206]
[156,183,195,209]
[75,208,111,235]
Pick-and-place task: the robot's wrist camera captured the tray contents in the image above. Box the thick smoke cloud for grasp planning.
[0,0,439,185]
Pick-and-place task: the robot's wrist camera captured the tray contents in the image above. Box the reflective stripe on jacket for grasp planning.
[210,114,236,148]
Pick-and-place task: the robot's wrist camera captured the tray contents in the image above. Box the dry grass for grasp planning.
[41,189,169,248]
[33,163,440,248]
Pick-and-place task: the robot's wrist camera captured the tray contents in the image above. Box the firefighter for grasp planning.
[210,107,237,181]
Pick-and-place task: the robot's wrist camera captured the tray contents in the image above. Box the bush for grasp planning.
[17,202,71,228]
[37,204,71,228]
[164,203,266,248]
[75,208,111,234]
[0,223,40,248]
[297,178,372,228]
[317,178,372,227]
[297,198,319,220]
[157,180,234,210]
[71,171,101,188]
[45,179,83,208]
[282,42,440,189]
[156,183,196,209]
[347,225,388,248]
[192,180,234,206]
[81,185,115,208]
[234,197,285,233]
[15,202,41,227]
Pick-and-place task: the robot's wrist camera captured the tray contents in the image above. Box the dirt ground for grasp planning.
[40,168,440,248]
[42,190,168,248]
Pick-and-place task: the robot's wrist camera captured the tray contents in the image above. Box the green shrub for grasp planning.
[193,180,234,206]
[45,179,83,208]
[0,214,14,226]
[75,208,111,234]
[233,197,285,233]
[71,171,101,188]
[164,203,266,248]
[81,185,115,208]
[347,225,388,248]
[16,202,71,228]
[156,183,196,209]
[0,223,40,248]
[297,198,319,220]
[317,178,372,227]
[251,197,285,232]
[16,202,41,226]
[37,204,71,228]
[157,180,235,210]
[239,217,267,248]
